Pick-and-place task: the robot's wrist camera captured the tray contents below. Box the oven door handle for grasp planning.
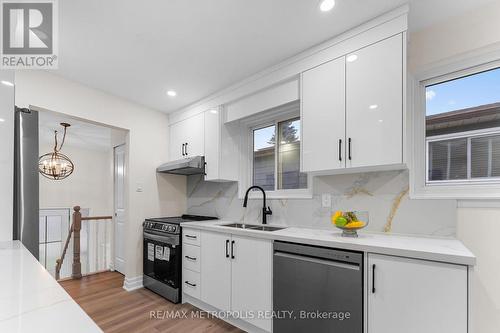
[143,231,179,245]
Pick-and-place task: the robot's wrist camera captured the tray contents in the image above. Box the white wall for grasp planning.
[457,208,500,333]
[409,1,500,72]
[408,2,500,332]
[15,70,187,280]
[38,142,113,216]
[0,71,14,242]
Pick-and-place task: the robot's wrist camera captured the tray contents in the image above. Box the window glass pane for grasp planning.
[428,138,467,181]
[253,125,275,190]
[277,118,307,189]
[426,67,500,182]
[471,135,500,178]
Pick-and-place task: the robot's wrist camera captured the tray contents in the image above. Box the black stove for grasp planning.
[143,214,217,235]
[142,214,217,303]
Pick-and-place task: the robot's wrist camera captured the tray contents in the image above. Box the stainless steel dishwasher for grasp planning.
[273,241,363,333]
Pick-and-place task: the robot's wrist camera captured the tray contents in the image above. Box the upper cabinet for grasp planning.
[300,33,404,174]
[169,107,238,182]
[301,57,346,173]
[204,108,239,182]
[346,34,403,168]
[169,112,204,161]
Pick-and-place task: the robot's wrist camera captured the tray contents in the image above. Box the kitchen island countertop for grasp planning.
[0,240,102,333]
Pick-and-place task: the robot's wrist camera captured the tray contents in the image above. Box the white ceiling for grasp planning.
[53,0,496,114]
[38,111,113,152]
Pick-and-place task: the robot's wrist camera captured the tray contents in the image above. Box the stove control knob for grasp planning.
[167,225,173,231]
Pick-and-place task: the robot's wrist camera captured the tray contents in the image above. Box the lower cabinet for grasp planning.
[367,254,468,333]
[231,235,272,332]
[199,230,272,332]
[200,231,232,311]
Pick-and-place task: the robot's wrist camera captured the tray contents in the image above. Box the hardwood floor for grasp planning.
[59,271,244,333]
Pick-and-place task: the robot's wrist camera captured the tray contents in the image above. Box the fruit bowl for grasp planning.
[331,211,369,238]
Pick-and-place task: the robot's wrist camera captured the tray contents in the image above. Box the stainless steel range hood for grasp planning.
[157,156,205,175]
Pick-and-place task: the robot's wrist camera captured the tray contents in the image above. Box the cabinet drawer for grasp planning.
[183,243,201,272]
[182,269,200,299]
[183,229,200,246]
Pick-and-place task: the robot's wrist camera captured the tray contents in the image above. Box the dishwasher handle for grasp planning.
[274,251,360,271]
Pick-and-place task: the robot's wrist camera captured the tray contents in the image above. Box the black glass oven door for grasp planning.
[143,232,180,289]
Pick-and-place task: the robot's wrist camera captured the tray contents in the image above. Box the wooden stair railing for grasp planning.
[55,206,113,280]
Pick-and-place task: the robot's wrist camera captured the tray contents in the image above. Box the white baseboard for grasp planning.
[123,275,143,291]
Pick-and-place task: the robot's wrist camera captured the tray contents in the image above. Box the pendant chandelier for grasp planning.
[38,122,75,180]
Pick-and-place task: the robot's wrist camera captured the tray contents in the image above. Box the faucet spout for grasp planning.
[243,186,272,224]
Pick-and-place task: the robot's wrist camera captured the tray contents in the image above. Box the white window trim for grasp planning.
[238,101,313,200]
[410,48,500,199]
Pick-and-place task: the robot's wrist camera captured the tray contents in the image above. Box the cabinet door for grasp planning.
[301,57,346,172]
[204,108,220,180]
[169,120,186,161]
[346,34,403,168]
[231,235,272,332]
[200,231,231,311]
[184,112,205,157]
[368,254,467,333]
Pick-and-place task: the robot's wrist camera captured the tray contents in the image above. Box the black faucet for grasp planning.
[243,186,272,225]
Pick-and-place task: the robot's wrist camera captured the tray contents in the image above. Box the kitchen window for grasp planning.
[425,66,500,184]
[252,117,308,191]
[412,57,500,199]
[241,101,311,199]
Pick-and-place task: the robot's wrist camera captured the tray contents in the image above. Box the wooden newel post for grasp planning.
[72,206,82,279]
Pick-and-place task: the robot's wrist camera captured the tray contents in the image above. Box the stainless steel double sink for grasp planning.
[221,223,285,232]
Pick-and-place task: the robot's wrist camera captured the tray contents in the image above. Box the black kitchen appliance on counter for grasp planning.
[142,215,217,303]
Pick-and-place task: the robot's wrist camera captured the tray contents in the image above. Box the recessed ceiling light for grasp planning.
[210,109,218,114]
[167,90,177,97]
[1,80,14,87]
[0,118,5,122]
[346,54,358,62]
[319,0,336,12]
[369,104,378,110]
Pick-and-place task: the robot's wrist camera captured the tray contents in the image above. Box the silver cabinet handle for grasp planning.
[185,255,197,261]
[185,234,197,239]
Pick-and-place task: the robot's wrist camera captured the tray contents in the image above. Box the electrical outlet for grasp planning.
[321,193,331,208]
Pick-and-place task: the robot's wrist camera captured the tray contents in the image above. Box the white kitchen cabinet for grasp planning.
[231,235,272,332]
[368,253,467,333]
[301,56,346,172]
[204,107,239,181]
[196,230,272,332]
[169,112,204,161]
[200,231,231,311]
[346,34,403,168]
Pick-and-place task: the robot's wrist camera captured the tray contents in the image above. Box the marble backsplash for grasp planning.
[186,170,458,237]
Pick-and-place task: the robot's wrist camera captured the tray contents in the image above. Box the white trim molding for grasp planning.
[410,45,500,199]
[123,275,143,291]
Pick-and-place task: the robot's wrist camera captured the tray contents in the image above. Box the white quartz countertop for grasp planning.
[0,241,102,333]
[181,221,476,266]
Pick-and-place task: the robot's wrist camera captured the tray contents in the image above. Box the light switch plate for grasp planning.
[321,193,331,208]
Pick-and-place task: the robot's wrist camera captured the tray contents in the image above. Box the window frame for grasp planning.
[239,101,313,199]
[410,53,500,199]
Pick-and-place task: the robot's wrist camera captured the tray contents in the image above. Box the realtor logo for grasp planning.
[1,0,58,68]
